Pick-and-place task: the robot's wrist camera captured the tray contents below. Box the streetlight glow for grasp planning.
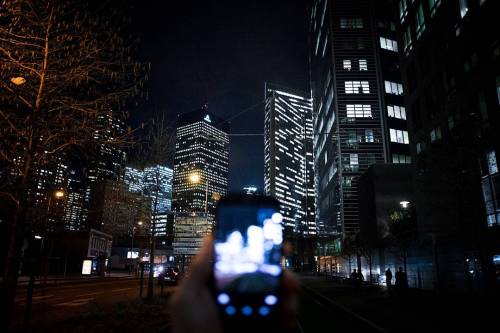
[138,221,143,226]
[189,173,201,183]
[10,76,26,85]
[54,190,65,198]
[400,200,410,209]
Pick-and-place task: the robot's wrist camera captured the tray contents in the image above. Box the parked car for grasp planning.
[158,266,180,285]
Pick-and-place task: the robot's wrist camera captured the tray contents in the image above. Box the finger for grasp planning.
[185,235,213,286]
[282,271,299,329]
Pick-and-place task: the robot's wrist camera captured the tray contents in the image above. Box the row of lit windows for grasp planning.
[340,18,363,29]
[343,59,368,71]
[346,104,372,118]
[380,37,398,52]
[385,81,404,95]
[345,81,370,94]
[390,129,409,144]
[393,154,411,164]
[388,105,407,119]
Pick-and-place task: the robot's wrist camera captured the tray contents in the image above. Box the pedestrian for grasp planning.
[395,267,408,292]
[350,269,362,290]
[385,268,393,288]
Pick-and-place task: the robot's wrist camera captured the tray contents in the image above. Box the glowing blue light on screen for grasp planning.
[264,295,278,306]
[225,306,236,315]
[217,293,230,305]
[241,306,253,316]
[258,306,270,316]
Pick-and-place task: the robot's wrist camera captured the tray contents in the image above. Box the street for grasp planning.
[13,276,175,330]
[10,273,497,332]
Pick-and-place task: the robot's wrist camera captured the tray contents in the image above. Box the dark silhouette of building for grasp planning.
[398,0,500,290]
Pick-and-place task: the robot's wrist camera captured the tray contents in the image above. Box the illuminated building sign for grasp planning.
[204,114,212,123]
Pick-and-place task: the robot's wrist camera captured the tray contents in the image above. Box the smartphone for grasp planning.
[213,194,283,329]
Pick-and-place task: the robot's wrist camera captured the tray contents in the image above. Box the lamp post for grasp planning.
[129,221,143,275]
[26,189,65,325]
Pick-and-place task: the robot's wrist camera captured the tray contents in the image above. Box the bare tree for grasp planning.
[131,113,175,299]
[0,0,148,327]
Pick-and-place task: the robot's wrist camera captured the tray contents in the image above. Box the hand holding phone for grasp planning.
[213,195,286,330]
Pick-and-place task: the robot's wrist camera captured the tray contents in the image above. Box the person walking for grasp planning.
[350,269,362,290]
[395,267,408,292]
[385,268,393,288]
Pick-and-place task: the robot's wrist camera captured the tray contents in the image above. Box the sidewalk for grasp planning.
[15,271,138,288]
[298,274,496,332]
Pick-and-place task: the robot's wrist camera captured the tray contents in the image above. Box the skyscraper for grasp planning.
[397,0,500,289]
[124,165,173,236]
[264,83,316,237]
[172,109,229,215]
[309,0,410,239]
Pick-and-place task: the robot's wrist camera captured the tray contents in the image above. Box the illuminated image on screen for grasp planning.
[214,206,283,296]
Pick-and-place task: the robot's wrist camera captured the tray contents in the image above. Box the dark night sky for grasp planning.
[128,0,310,192]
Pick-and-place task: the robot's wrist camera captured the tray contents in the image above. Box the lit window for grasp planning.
[428,0,441,17]
[359,59,368,71]
[384,81,404,95]
[365,129,374,143]
[487,151,498,174]
[392,154,411,164]
[390,129,409,144]
[482,150,499,227]
[346,104,372,118]
[350,154,359,166]
[416,141,426,154]
[380,37,398,52]
[343,60,352,71]
[388,105,406,120]
[430,127,442,142]
[340,18,363,29]
[416,4,426,38]
[345,81,370,94]
[459,0,468,18]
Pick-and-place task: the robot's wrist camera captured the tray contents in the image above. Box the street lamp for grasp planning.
[399,200,410,209]
[10,76,26,85]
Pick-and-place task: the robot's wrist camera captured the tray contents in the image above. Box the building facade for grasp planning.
[172,109,229,215]
[264,83,316,237]
[397,0,500,289]
[309,0,410,242]
[124,165,173,236]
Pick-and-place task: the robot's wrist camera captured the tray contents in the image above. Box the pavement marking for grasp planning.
[301,285,389,333]
[76,291,104,297]
[111,287,132,292]
[53,297,95,307]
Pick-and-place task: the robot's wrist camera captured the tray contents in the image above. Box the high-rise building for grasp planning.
[172,109,229,215]
[124,165,173,235]
[83,110,127,230]
[397,0,500,289]
[309,0,410,239]
[264,83,316,237]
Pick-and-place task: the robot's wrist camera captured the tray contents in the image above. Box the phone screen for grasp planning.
[214,196,283,319]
